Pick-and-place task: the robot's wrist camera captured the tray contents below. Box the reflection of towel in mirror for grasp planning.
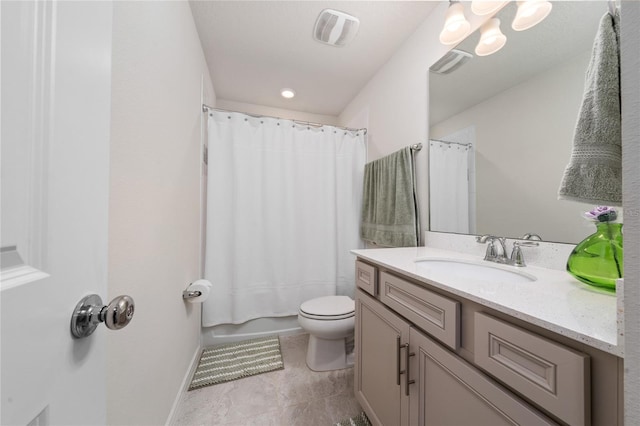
[360,147,418,247]
[558,12,621,205]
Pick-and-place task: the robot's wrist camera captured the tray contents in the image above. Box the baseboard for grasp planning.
[164,344,202,426]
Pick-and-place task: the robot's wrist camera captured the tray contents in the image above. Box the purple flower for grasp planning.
[584,206,618,222]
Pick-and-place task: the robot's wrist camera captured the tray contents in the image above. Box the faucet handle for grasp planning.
[477,235,503,261]
[521,233,542,241]
[476,234,495,244]
[485,240,498,260]
[515,241,540,247]
[510,241,539,267]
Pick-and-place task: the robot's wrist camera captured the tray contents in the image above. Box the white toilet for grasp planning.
[297,295,355,372]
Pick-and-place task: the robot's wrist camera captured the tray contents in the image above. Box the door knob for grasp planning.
[70,294,135,338]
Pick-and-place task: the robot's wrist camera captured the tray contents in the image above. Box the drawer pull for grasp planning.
[397,338,415,395]
[405,344,415,396]
[397,336,408,385]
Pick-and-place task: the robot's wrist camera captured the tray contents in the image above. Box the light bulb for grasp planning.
[447,21,462,32]
[475,18,506,56]
[483,35,498,45]
[439,2,471,46]
[471,1,507,16]
[512,1,552,31]
[522,5,538,17]
[281,88,296,99]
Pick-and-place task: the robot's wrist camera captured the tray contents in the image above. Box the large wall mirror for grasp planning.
[428,1,611,244]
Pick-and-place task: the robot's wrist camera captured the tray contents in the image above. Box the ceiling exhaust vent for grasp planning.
[313,9,360,47]
[430,49,473,74]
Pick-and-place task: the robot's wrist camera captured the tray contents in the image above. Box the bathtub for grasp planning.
[201,315,303,346]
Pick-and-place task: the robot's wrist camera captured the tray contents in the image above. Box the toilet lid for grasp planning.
[300,296,354,317]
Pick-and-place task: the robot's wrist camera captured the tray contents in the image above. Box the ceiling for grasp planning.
[189,1,439,117]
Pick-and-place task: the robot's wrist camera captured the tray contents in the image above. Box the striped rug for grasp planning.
[335,412,371,426]
[188,335,284,390]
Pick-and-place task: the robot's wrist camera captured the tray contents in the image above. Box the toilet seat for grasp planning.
[299,296,355,321]
[299,311,355,321]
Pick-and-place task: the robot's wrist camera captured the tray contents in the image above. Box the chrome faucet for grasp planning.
[476,235,538,267]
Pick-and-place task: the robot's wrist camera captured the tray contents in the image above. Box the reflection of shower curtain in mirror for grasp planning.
[203,110,366,326]
[429,140,470,233]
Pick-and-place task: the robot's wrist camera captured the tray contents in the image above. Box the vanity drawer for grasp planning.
[379,271,459,350]
[356,260,377,296]
[474,312,590,426]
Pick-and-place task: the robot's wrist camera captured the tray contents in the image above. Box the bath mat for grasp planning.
[188,335,284,390]
[334,412,371,426]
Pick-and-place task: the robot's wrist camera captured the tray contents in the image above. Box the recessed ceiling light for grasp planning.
[281,88,296,99]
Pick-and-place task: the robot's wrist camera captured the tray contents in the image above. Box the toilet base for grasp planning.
[306,334,354,372]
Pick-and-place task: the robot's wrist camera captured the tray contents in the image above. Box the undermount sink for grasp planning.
[414,258,537,283]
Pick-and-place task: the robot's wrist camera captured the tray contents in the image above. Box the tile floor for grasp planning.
[173,333,362,426]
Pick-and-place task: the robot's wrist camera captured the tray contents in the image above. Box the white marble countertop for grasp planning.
[351,246,623,357]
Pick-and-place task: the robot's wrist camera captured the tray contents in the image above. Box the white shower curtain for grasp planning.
[429,140,470,234]
[203,111,366,326]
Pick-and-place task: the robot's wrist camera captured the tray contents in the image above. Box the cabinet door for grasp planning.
[355,289,410,426]
[409,328,557,426]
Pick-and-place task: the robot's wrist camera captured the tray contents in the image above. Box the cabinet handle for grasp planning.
[405,344,416,396]
[397,337,414,395]
[397,336,406,386]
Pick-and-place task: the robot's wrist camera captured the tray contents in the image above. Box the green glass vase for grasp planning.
[567,222,623,291]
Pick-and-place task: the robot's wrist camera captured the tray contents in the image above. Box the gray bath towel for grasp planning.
[558,12,621,205]
[360,147,418,247]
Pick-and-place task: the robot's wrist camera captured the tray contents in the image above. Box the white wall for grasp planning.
[339,3,486,238]
[216,98,339,125]
[431,50,593,243]
[108,2,214,425]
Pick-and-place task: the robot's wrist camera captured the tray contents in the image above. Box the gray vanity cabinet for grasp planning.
[354,258,623,425]
[355,289,410,426]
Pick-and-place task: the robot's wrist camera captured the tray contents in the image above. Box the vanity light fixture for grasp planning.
[281,88,296,99]
[439,2,471,46]
[475,18,507,56]
[471,1,508,16]
[512,0,553,31]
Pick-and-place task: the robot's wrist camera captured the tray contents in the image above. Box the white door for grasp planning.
[1,1,113,425]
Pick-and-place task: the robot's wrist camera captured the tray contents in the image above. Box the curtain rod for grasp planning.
[429,138,471,147]
[202,104,367,135]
